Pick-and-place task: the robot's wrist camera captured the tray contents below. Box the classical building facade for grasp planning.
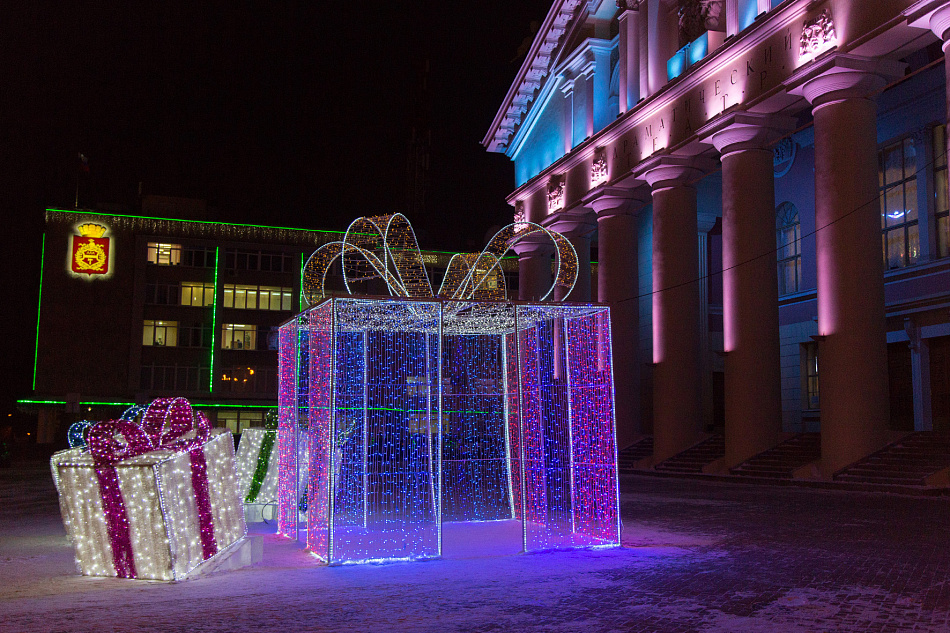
[485,0,950,479]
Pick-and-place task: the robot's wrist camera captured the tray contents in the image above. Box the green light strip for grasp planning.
[209,247,220,393]
[32,234,46,391]
[300,252,306,311]
[15,399,496,416]
[46,208,349,236]
[16,399,274,409]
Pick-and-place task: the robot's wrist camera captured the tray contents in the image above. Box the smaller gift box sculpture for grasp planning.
[51,397,249,580]
[235,410,280,522]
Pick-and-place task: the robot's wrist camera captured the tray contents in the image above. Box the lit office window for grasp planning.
[221,324,257,350]
[147,242,182,265]
[935,125,949,258]
[142,320,178,347]
[222,285,292,310]
[180,282,215,307]
[880,136,919,269]
[776,202,801,295]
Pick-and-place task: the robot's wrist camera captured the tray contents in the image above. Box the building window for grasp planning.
[801,341,819,410]
[776,201,801,295]
[222,285,292,311]
[145,282,178,305]
[217,410,265,434]
[880,136,919,269]
[140,363,208,391]
[143,320,178,347]
[181,282,215,307]
[224,248,292,273]
[219,366,275,395]
[182,246,216,268]
[935,125,949,258]
[147,242,182,265]
[221,324,258,350]
[178,323,212,348]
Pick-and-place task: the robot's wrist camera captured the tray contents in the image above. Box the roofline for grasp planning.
[481,0,584,152]
[46,207,349,236]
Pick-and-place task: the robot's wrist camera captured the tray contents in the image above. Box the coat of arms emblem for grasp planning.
[71,223,110,276]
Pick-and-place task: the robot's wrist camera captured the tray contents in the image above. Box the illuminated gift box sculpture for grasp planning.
[235,413,280,522]
[50,398,248,580]
[276,215,620,564]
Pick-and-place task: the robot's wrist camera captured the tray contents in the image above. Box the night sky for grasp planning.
[1,2,552,412]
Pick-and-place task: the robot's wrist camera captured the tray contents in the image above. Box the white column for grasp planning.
[550,217,595,302]
[618,8,641,113]
[697,212,717,432]
[514,239,554,302]
[792,54,904,475]
[700,112,795,467]
[634,155,706,462]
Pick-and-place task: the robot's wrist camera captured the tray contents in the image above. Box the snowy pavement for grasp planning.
[2,462,950,632]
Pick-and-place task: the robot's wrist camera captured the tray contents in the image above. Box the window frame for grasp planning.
[775,201,802,296]
[879,135,920,270]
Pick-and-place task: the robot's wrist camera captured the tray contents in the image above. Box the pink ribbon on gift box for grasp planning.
[86,397,218,579]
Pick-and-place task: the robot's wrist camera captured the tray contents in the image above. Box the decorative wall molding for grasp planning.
[799,9,836,62]
[548,178,566,213]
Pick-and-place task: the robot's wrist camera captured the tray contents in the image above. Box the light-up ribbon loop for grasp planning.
[87,397,217,578]
[302,214,579,304]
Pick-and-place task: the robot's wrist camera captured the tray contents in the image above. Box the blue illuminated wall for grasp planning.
[514,94,566,187]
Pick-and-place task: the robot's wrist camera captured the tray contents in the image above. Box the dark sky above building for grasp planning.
[1,2,551,411]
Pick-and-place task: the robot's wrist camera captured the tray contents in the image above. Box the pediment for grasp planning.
[482,0,589,154]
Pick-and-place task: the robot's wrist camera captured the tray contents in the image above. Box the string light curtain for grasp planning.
[277,298,619,565]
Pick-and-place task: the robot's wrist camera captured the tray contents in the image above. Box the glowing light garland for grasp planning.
[302,214,578,304]
[277,297,620,565]
[67,421,93,449]
[50,397,247,580]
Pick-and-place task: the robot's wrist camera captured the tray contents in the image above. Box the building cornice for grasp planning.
[502,0,918,208]
[482,0,586,153]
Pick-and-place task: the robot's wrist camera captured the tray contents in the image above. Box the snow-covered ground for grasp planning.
[3,462,949,632]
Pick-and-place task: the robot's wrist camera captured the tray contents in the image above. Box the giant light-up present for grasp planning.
[51,398,248,580]
[277,215,620,564]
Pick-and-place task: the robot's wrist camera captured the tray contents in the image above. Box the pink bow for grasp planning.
[87,397,212,465]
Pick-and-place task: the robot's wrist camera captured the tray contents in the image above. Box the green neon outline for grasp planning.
[16,399,275,409]
[32,234,46,391]
[300,252,306,311]
[209,247,220,392]
[14,398,497,416]
[46,208,349,236]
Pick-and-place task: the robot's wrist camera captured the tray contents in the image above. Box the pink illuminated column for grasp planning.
[634,156,705,462]
[513,238,554,302]
[584,186,650,447]
[794,55,904,475]
[618,4,641,113]
[550,216,594,302]
[701,113,795,468]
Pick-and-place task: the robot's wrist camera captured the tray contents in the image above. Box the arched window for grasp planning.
[776,201,801,295]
